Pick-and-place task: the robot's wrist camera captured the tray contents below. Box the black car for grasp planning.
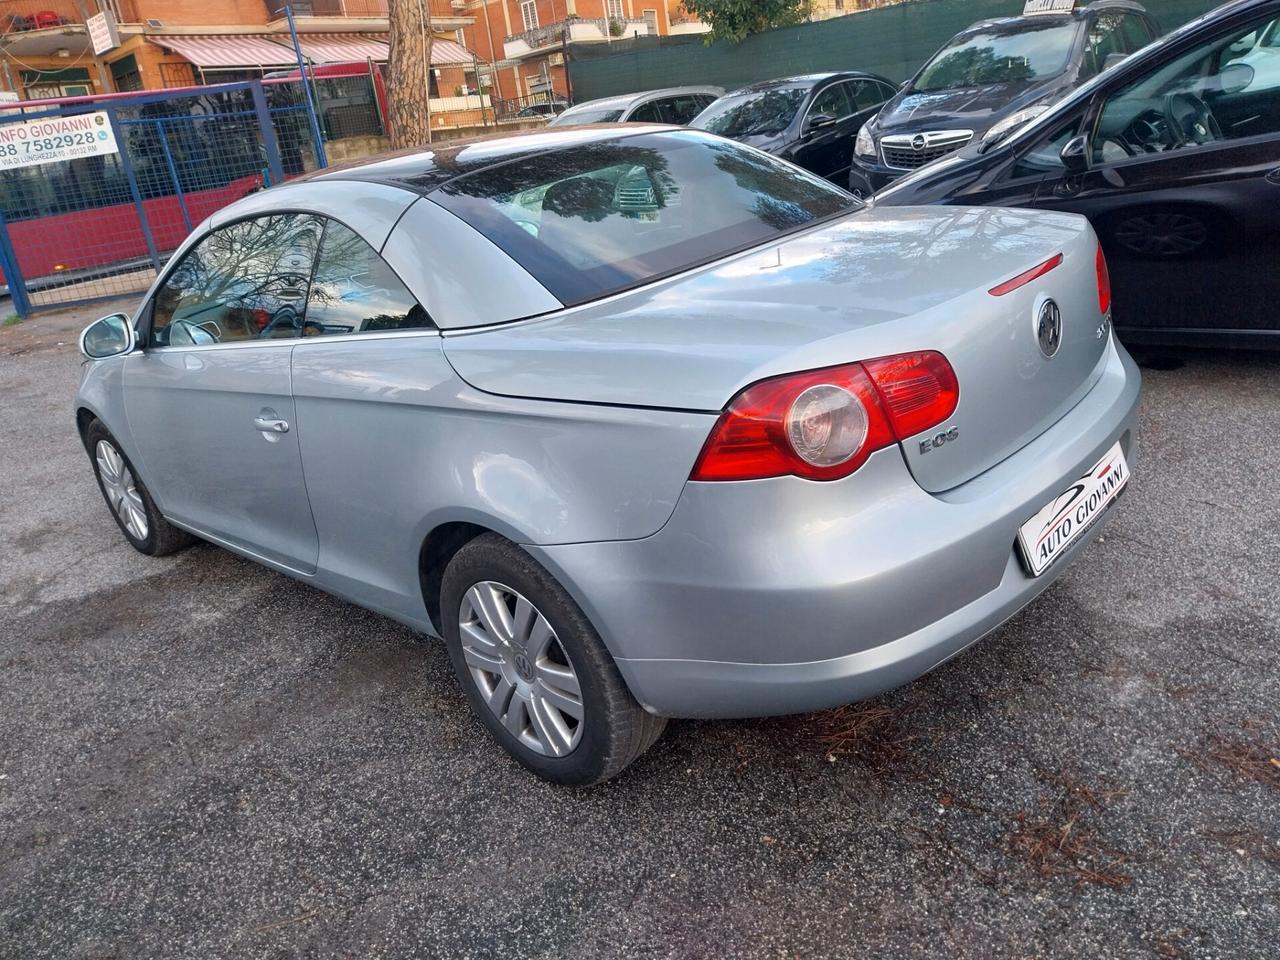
[689,72,897,184]
[849,0,1160,197]
[875,0,1280,348]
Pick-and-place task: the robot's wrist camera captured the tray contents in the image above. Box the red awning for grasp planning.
[151,35,299,69]
[294,32,389,64]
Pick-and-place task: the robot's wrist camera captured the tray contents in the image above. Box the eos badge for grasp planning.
[919,425,959,455]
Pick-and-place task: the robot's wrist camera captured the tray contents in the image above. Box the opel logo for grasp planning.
[911,133,927,151]
[1037,299,1063,358]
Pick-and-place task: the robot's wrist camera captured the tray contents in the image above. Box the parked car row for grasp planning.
[551,0,1280,348]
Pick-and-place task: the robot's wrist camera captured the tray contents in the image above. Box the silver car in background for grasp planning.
[547,86,723,126]
[76,126,1140,785]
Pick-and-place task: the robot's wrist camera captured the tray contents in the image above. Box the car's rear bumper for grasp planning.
[527,337,1141,719]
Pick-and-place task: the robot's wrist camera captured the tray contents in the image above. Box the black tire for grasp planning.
[440,533,666,786]
[85,419,196,557]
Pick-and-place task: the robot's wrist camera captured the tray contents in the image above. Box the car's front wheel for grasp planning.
[85,419,195,557]
[440,533,665,785]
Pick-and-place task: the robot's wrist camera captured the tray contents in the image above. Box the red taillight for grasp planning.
[1096,244,1112,316]
[988,253,1063,297]
[691,351,958,482]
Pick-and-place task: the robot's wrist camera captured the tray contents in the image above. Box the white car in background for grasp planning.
[548,86,724,126]
[1229,17,1280,89]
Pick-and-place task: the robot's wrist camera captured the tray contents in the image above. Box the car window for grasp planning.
[1120,14,1156,54]
[844,79,886,111]
[548,106,625,127]
[661,95,706,125]
[914,20,1079,92]
[1081,12,1128,79]
[1094,11,1280,164]
[303,220,433,336]
[1011,117,1083,178]
[431,130,856,308]
[150,214,322,348]
[808,83,852,123]
[690,87,808,138]
[628,101,663,123]
[875,80,898,102]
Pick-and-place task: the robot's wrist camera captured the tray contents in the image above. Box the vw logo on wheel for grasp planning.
[911,133,927,151]
[1036,299,1063,358]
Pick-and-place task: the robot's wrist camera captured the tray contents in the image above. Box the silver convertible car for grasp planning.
[76,126,1140,785]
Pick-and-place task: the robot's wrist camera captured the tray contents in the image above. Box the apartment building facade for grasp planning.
[0,0,476,99]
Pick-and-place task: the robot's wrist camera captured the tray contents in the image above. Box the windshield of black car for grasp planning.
[690,87,807,138]
[549,106,625,126]
[429,130,857,308]
[913,20,1079,92]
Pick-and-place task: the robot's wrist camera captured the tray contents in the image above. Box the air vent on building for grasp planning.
[146,19,164,27]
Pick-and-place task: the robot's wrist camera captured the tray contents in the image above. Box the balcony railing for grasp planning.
[0,0,141,30]
[503,17,650,59]
[265,0,391,18]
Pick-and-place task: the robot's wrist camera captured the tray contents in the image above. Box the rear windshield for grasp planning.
[430,131,855,307]
[548,106,625,126]
[914,20,1079,92]
[690,87,807,138]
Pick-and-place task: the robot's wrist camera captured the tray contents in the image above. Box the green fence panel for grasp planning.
[566,0,1228,102]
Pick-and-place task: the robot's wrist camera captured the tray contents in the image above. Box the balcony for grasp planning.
[503,17,650,60]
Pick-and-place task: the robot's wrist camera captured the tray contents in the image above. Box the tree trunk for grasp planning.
[387,0,435,148]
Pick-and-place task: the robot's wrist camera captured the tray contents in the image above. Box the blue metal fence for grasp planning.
[0,78,328,316]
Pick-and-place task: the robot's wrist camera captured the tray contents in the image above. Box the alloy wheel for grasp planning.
[95,440,148,541]
[1113,213,1207,257]
[459,580,584,757]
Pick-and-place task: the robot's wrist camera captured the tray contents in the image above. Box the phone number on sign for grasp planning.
[0,132,102,156]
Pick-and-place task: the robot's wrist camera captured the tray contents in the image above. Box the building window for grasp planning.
[521,0,538,31]
[643,8,658,33]
[109,53,143,93]
[606,0,624,19]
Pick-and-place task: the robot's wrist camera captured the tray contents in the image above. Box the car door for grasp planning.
[790,81,855,182]
[123,213,324,571]
[1030,8,1280,339]
[656,94,708,126]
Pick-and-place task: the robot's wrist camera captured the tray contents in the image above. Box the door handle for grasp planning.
[253,416,290,434]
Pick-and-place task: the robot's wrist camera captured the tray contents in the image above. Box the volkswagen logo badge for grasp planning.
[911,133,927,151]
[1036,299,1063,358]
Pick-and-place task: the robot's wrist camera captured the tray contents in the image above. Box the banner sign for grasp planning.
[1023,0,1076,13]
[87,11,121,56]
[0,111,119,170]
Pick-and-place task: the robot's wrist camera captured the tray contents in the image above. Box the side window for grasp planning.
[696,94,717,111]
[662,95,704,125]
[304,220,432,335]
[1120,15,1155,53]
[150,214,321,348]
[845,79,886,111]
[808,83,852,123]
[1011,118,1083,178]
[629,101,663,123]
[1082,12,1128,78]
[1093,13,1280,164]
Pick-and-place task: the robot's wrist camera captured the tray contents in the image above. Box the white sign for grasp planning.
[0,111,119,170]
[87,11,120,56]
[1023,0,1076,14]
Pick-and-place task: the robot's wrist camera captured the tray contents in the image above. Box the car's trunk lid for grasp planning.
[443,205,1109,493]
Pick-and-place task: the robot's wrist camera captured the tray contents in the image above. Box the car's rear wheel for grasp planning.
[85,420,195,557]
[440,533,665,785]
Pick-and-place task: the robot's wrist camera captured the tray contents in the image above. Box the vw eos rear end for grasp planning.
[439,202,1139,718]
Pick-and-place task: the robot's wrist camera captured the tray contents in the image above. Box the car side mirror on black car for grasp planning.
[1059,134,1090,174]
[806,114,837,136]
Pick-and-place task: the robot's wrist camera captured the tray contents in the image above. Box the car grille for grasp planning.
[880,130,974,171]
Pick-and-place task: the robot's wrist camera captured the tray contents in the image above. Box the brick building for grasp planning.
[0,0,477,99]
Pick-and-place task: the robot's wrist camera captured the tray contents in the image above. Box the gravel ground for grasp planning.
[1,302,1277,960]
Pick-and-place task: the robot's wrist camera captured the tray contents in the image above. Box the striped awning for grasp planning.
[294,32,390,64]
[152,35,299,69]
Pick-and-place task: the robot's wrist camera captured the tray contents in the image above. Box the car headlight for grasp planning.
[855,122,876,160]
[981,105,1051,147]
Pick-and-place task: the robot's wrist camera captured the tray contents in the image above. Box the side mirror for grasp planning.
[806,114,837,135]
[1102,52,1128,72]
[79,312,136,360]
[1219,62,1255,95]
[1059,134,1090,174]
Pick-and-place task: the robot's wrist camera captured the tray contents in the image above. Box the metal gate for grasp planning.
[0,79,325,316]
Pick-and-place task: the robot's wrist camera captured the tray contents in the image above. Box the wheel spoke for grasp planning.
[537,660,580,699]
[511,595,537,646]
[461,636,504,674]
[534,675,583,721]
[467,582,514,645]
[524,613,555,661]
[501,690,527,737]
[528,692,573,756]
[487,675,516,717]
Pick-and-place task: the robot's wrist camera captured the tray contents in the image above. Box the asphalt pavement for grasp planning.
[1,302,1277,959]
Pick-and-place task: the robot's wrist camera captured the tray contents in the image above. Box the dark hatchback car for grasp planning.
[690,72,897,184]
[849,0,1160,197]
[875,0,1280,348]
